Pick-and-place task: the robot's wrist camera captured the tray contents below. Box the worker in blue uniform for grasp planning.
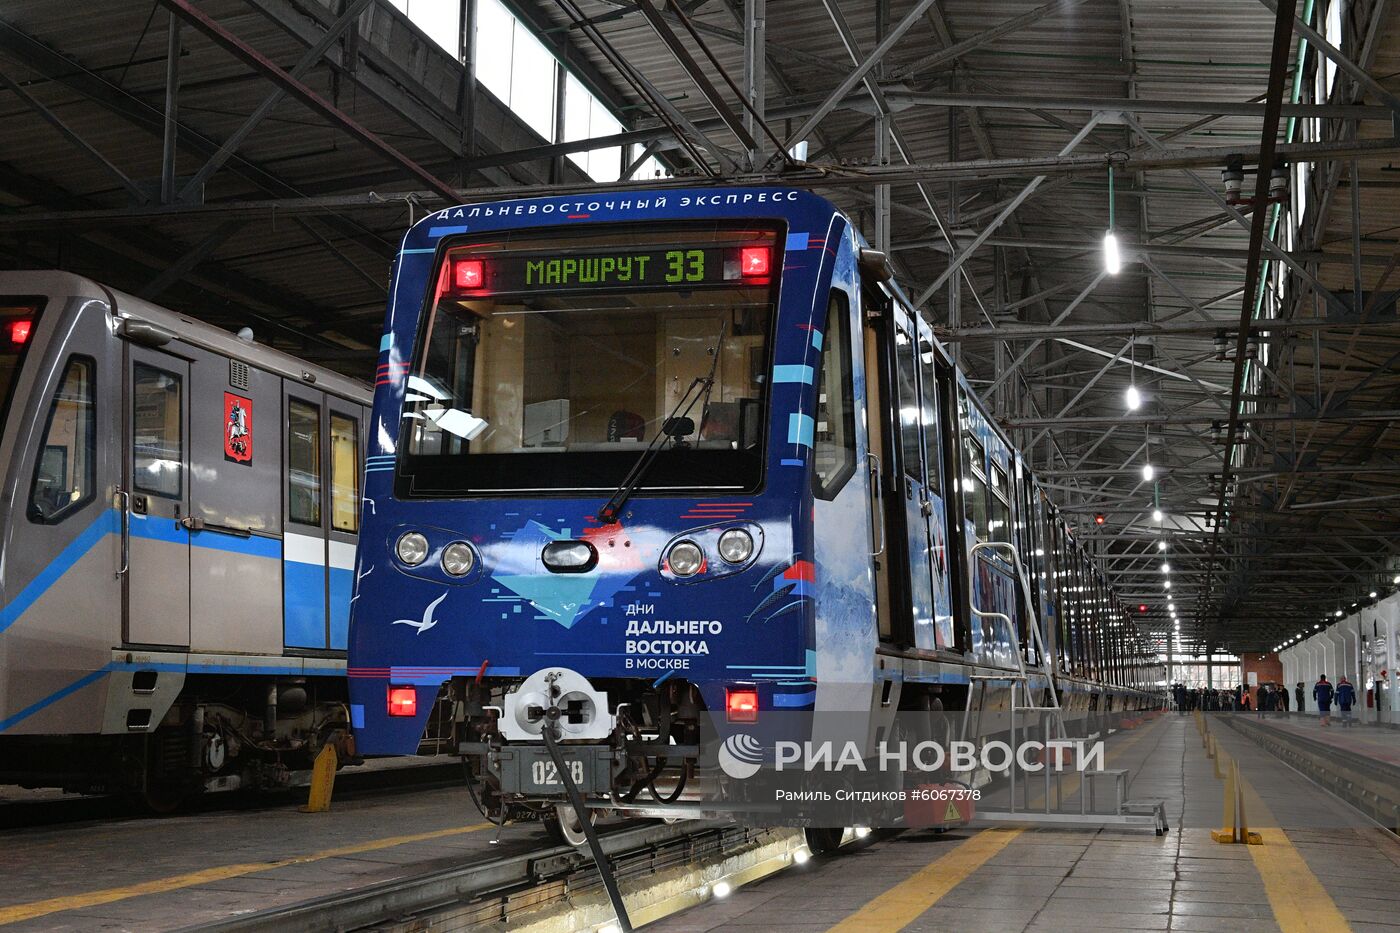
[1335,676,1356,728]
[1313,674,1334,727]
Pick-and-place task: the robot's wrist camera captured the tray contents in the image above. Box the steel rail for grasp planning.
[178,821,750,933]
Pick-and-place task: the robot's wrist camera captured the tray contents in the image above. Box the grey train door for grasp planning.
[125,346,191,648]
[282,383,363,651]
[187,344,283,655]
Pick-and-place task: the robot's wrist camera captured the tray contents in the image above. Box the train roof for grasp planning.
[0,270,370,403]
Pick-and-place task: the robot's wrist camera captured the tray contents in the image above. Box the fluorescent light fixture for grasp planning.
[1125,383,1141,411]
[1142,463,1155,481]
[1161,563,1171,573]
[1152,508,1163,522]
[1158,540,1167,551]
[1103,231,1122,274]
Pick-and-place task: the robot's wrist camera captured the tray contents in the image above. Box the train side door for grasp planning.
[861,289,895,640]
[919,338,955,651]
[283,384,330,650]
[187,346,282,655]
[890,324,939,650]
[325,399,363,650]
[124,347,191,648]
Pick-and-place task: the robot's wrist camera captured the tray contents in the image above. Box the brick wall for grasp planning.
[1242,652,1284,685]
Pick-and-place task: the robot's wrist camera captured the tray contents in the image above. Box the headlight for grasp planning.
[667,541,704,577]
[441,541,475,576]
[717,528,754,564]
[396,531,429,566]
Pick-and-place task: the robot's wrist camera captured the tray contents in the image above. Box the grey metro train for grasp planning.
[0,271,374,807]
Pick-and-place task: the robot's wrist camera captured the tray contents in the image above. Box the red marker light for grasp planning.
[1139,604,1148,613]
[740,246,770,277]
[1094,514,1105,525]
[7,319,32,346]
[387,685,417,717]
[726,686,759,723]
[453,259,484,290]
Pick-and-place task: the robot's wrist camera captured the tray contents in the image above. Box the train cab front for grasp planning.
[349,194,848,823]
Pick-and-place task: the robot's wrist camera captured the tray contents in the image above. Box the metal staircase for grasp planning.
[958,541,1167,833]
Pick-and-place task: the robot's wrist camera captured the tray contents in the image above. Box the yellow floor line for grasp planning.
[0,822,493,926]
[1231,769,1352,933]
[823,715,1166,933]
[823,828,1025,932]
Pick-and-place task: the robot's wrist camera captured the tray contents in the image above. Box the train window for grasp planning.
[28,356,95,524]
[894,328,922,480]
[962,436,988,539]
[918,340,941,496]
[133,364,182,499]
[813,291,855,499]
[399,223,780,497]
[330,413,360,533]
[988,462,1010,542]
[288,399,322,526]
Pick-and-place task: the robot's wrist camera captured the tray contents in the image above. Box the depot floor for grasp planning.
[652,715,1400,933]
[2,715,1399,931]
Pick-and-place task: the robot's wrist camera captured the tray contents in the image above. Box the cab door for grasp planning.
[124,346,191,647]
[187,345,282,655]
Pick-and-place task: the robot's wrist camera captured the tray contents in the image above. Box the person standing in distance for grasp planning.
[1335,676,1356,728]
[1314,674,1334,727]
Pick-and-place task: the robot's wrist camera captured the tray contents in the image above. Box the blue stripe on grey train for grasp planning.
[0,271,402,808]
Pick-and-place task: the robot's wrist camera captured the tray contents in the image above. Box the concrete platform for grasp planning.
[0,781,538,931]
[651,716,1400,933]
[1234,713,1400,768]
[5,717,1399,932]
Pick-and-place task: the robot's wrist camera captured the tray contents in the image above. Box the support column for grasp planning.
[872,0,890,253]
[161,15,182,204]
[741,0,765,168]
[458,0,478,169]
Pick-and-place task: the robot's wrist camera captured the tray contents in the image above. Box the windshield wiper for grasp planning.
[598,326,724,524]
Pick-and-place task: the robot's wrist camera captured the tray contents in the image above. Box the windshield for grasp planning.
[396,222,781,497]
[0,298,44,433]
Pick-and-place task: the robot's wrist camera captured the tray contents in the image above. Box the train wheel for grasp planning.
[544,803,595,847]
[804,827,846,855]
[137,780,188,815]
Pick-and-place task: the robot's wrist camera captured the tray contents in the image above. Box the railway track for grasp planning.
[177,820,792,933]
[1222,717,1400,836]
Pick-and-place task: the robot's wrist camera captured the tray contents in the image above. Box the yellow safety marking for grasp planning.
[301,743,338,813]
[1232,771,1352,932]
[1248,829,1352,933]
[826,715,1164,932]
[0,821,493,926]
[823,828,1024,932]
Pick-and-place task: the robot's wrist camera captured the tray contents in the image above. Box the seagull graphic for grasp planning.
[392,592,447,635]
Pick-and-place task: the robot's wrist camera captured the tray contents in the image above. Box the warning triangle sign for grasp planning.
[943,801,961,823]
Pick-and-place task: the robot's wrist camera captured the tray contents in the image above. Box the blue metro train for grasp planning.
[348,187,1161,839]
